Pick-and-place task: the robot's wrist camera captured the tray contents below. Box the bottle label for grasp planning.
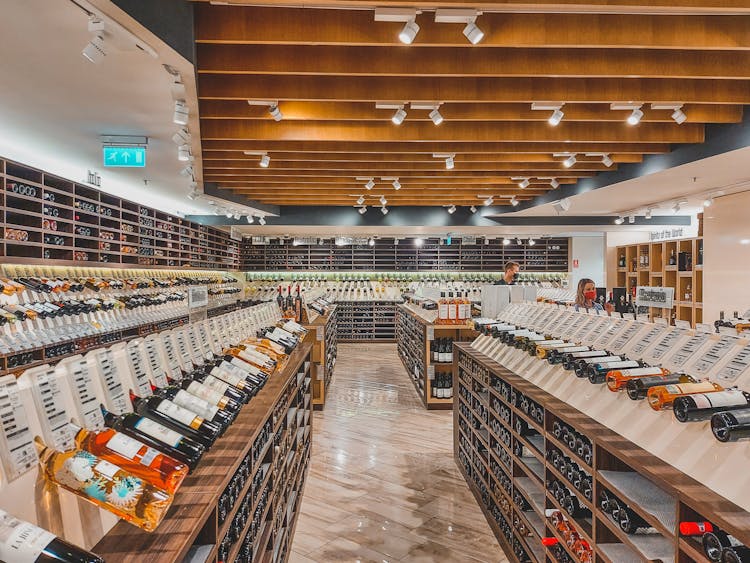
[211,367,247,391]
[439,303,448,320]
[571,351,604,358]
[203,375,233,395]
[619,367,664,377]
[156,399,204,430]
[134,417,183,448]
[0,517,55,562]
[94,459,122,479]
[692,390,746,409]
[186,381,225,407]
[229,358,263,378]
[140,447,160,467]
[106,432,144,460]
[584,355,621,364]
[173,390,219,421]
[600,361,639,369]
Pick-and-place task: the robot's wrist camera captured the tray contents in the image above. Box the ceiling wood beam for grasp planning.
[197,45,750,80]
[201,120,703,143]
[198,100,742,124]
[204,161,615,172]
[199,75,750,105]
[200,140,668,153]
[202,152,644,163]
[195,6,750,49]
[210,173,585,182]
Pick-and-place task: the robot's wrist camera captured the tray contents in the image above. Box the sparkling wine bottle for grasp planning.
[0,509,104,563]
[703,530,743,562]
[673,389,750,423]
[626,373,695,400]
[101,406,204,470]
[34,437,173,532]
[647,381,723,411]
[711,408,750,443]
[129,391,221,449]
[71,424,188,493]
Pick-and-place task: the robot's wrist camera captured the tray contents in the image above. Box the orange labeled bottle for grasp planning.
[606,366,670,392]
[71,424,188,494]
[647,380,723,411]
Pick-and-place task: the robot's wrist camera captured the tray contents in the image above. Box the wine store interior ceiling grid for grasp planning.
[192,0,750,210]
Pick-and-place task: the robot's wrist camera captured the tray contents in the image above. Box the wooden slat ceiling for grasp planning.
[192,0,750,208]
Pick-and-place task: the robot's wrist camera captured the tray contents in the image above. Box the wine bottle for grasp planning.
[101,406,204,470]
[563,350,609,372]
[673,389,750,423]
[679,521,713,536]
[647,381,723,411]
[150,383,234,429]
[71,424,188,493]
[723,546,750,563]
[606,366,670,391]
[711,408,750,443]
[534,340,568,359]
[704,530,743,562]
[572,354,621,377]
[626,373,695,400]
[35,437,173,532]
[0,509,104,562]
[129,392,221,449]
[208,365,261,396]
[190,371,251,404]
[618,506,653,534]
[294,285,302,323]
[587,359,641,384]
[276,286,283,310]
[547,345,590,364]
[177,378,242,413]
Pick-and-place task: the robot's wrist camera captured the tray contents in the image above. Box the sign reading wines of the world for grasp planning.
[635,286,675,309]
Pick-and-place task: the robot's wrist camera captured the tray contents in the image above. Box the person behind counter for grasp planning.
[495,261,520,285]
[574,278,612,312]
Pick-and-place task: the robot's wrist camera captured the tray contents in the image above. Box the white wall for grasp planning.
[570,235,606,288]
[704,191,750,321]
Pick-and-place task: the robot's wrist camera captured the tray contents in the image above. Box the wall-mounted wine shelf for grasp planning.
[455,343,750,563]
[0,157,239,270]
[241,237,569,273]
[305,305,338,410]
[336,300,398,342]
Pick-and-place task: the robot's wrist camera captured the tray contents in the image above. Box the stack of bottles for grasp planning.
[436,291,472,325]
[679,521,750,562]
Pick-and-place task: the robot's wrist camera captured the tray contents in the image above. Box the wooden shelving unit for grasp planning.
[616,235,704,327]
[0,157,239,270]
[241,237,570,272]
[305,305,338,410]
[336,300,398,341]
[92,340,314,563]
[454,343,750,563]
[396,305,477,410]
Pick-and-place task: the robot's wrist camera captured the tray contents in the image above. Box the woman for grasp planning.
[574,278,604,312]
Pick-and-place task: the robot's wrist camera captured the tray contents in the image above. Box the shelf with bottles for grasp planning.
[305,304,338,410]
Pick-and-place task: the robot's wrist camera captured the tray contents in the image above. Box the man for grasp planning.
[495,261,520,285]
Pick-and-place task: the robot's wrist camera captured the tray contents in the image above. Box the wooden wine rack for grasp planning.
[0,157,239,270]
[305,305,338,410]
[93,340,314,563]
[336,300,398,342]
[396,305,477,410]
[454,343,750,563]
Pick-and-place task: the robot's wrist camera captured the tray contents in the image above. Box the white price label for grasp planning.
[127,345,153,397]
[0,377,38,481]
[692,338,735,376]
[34,372,74,451]
[671,333,711,367]
[96,351,129,415]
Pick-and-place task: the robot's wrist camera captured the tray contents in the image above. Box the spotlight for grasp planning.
[225,210,233,218]
[445,156,454,169]
[703,196,713,208]
[563,154,577,168]
[550,178,560,189]
[628,215,636,224]
[369,237,375,246]
[414,238,423,247]
[259,154,270,168]
[173,101,189,126]
[358,206,367,215]
[429,108,444,125]
[87,16,105,34]
[462,21,484,44]
[516,238,522,245]
[187,189,197,201]
[82,36,106,64]
[484,196,493,206]
[645,208,652,219]
[392,179,401,190]
[177,145,191,161]
[528,238,536,246]
[269,105,283,121]
[246,215,254,223]
[614,216,624,225]
[258,216,266,225]
[172,129,191,146]
[356,195,365,205]
[399,19,420,44]
[447,204,456,214]
[470,205,477,213]
[548,108,564,126]
[671,108,687,124]
[673,202,681,214]
[627,108,644,126]
[180,165,194,177]
[170,79,186,102]
[510,196,519,207]
[392,108,407,125]
[503,238,511,246]
[602,154,614,167]
[518,178,530,189]
[365,179,375,190]
[379,195,387,205]
[381,206,389,215]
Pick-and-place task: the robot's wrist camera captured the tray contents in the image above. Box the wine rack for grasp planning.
[396,305,477,410]
[336,300,398,341]
[93,341,314,563]
[455,343,750,563]
[305,305,338,410]
[241,237,569,272]
[0,157,239,270]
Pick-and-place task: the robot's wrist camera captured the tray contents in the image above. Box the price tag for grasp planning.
[592,318,626,349]
[0,375,38,482]
[719,327,738,337]
[670,333,711,368]
[630,325,664,356]
[649,329,686,361]
[691,337,736,376]
[673,320,691,330]
[160,336,183,380]
[173,330,193,368]
[611,323,644,352]
[143,340,169,388]
[715,344,750,383]
[33,371,75,451]
[126,344,153,397]
[696,323,715,334]
[316,326,324,341]
[66,362,105,430]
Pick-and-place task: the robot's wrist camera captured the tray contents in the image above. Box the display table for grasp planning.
[93,340,314,563]
[305,305,338,410]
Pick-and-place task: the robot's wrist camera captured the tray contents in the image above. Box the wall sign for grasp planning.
[635,286,674,309]
[102,146,146,168]
[188,286,209,309]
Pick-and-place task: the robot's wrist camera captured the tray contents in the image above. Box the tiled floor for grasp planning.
[289,343,506,563]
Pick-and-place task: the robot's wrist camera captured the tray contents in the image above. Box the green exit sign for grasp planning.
[103,146,146,167]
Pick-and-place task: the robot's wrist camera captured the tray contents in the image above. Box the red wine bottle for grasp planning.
[711,408,750,443]
[674,390,750,423]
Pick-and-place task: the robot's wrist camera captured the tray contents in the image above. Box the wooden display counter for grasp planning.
[454,343,750,563]
[93,341,314,563]
[305,305,338,410]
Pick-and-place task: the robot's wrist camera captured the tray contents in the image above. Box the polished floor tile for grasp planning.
[291,344,506,563]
